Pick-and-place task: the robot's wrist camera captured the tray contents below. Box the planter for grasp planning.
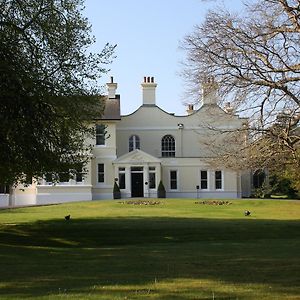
[157,180,166,198]
[113,181,121,199]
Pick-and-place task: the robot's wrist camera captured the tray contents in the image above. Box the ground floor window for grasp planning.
[118,167,126,189]
[215,170,222,190]
[59,172,70,183]
[98,163,104,183]
[200,170,208,189]
[0,185,9,193]
[44,172,59,183]
[75,170,83,183]
[253,170,265,188]
[170,170,178,190]
[149,166,156,189]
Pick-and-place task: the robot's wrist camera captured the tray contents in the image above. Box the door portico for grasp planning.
[113,149,161,198]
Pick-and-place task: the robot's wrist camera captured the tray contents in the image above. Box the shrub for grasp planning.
[157,180,166,198]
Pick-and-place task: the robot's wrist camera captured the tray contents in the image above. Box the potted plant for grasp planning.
[157,180,166,198]
[113,181,121,199]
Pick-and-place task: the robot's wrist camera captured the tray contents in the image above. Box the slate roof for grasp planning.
[101,95,121,120]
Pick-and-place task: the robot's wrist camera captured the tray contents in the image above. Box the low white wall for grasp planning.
[13,194,36,206]
[36,193,92,205]
[0,194,9,207]
[166,191,239,199]
[92,193,113,200]
[36,185,92,205]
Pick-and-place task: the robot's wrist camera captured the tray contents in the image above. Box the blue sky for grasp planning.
[84,0,244,116]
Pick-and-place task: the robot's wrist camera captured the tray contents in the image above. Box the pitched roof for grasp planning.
[113,149,161,164]
[101,96,121,120]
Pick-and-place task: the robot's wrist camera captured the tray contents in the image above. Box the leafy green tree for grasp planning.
[0,0,116,185]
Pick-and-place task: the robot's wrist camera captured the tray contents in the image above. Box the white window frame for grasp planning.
[129,135,140,152]
[161,135,176,157]
[97,163,105,183]
[215,170,223,190]
[149,166,156,189]
[96,124,106,146]
[118,167,126,189]
[200,170,209,190]
[169,170,178,191]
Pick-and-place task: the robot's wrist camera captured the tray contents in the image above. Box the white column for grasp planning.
[144,165,149,197]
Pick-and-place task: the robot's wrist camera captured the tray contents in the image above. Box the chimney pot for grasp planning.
[141,76,157,105]
[186,104,195,115]
[107,77,118,99]
[201,77,218,105]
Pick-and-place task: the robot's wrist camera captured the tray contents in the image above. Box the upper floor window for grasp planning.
[96,124,105,145]
[129,135,140,152]
[161,135,175,157]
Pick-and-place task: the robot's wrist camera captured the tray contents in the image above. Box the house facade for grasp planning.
[0,77,251,207]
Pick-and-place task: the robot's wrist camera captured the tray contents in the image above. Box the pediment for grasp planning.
[114,149,161,164]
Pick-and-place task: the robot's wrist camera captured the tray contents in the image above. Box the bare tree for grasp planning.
[181,0,300,187]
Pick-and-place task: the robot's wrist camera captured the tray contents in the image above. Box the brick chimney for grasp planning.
[141,76,157,105]
[107,76,118,99]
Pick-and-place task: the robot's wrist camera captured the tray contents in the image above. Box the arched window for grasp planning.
[129,135,140,152]
[161,135,175,157]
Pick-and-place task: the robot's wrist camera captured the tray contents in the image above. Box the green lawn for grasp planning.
[0,199,299,299]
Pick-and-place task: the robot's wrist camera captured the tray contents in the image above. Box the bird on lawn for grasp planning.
[64,215,71,220]
[244,210,251,216]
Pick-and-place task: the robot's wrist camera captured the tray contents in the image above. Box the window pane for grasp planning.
[131,167,143,172]
[59,172,69,182]
[200,170,208,189]
[96,124,105,145]
[129,138,134,152]
[170,170,177,190]
[135,136,140,149]
[119,173,125,189]
[76,172,83,182]
[149,172,156,189]
[129,135,140,152]
[201,181,208,189]
[171,171,177,180]
[162,135,175,157]
[201,171,207,179]
[98,164,104,183]
[98,174,104,183]
[0,185,9,193]
[45,173,52,182]
[215,171,222,189]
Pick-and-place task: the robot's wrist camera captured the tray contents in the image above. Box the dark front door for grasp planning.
[131,173,144,197]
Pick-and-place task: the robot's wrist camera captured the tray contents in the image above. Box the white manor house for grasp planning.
[1,77,252,206]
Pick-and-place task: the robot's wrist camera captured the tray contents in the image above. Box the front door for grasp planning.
[131,173,144,197]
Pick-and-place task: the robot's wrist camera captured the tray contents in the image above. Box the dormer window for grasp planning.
[129,135,140,152]
[161,135,175,157]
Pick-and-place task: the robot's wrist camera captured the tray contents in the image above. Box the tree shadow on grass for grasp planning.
[0,216,299,299]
